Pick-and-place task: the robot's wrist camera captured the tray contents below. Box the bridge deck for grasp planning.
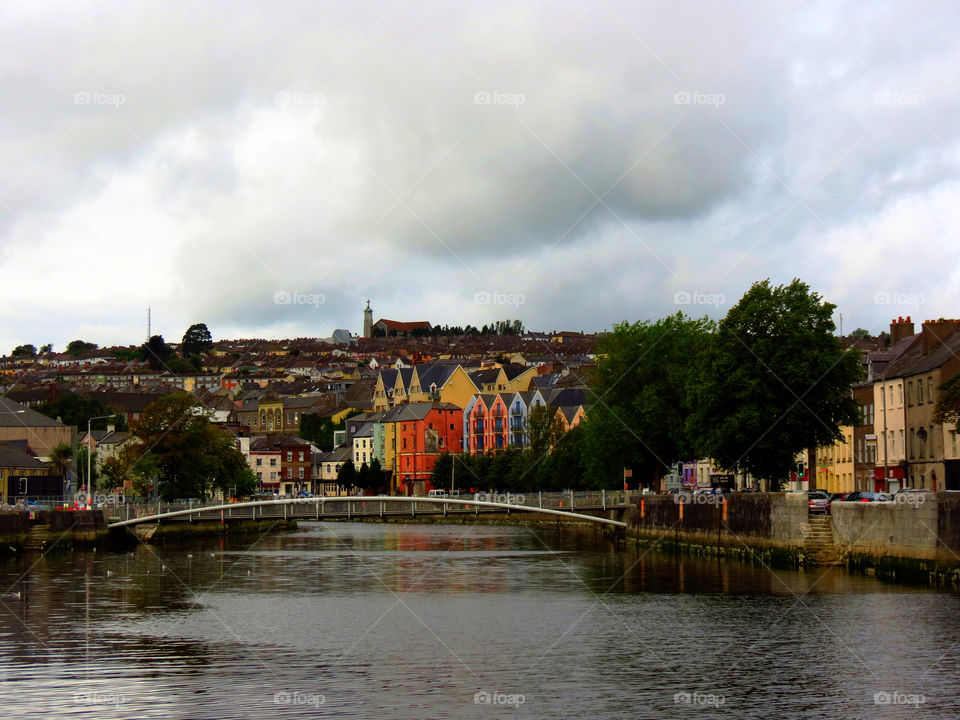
[107,494,629,529]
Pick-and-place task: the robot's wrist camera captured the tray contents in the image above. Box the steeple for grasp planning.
[363,300,373,339]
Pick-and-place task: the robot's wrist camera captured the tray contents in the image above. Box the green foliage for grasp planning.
[849,328,871,339]
[166,356,200,374]
[121,392,251,500]
[39,343,53,354]
[11,344,37,357]
[528,405,564,459]
[337,459,357,487]
[140,335,174,370]
[35,394,126,431]
[299,409,362,451]
[66,339,98,356]
[934,373,960,425]
[182,323,213,357]
[692,279,863,490]
[582,312,714,489]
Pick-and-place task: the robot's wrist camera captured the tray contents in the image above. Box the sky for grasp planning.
[1,0,959,351]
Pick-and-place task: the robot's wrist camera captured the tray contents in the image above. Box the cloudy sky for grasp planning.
[1,0,958,351]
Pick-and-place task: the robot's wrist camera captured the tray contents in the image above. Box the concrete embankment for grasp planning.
[113,517,299,544]
[628,493,810,568]
[628,492,960,587]
[0,510,108,555]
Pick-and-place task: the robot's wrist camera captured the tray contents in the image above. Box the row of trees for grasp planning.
[577,279,863,491]
[434,280,861,492]
[372,319,526,338]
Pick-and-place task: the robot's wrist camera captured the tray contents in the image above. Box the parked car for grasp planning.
[427,489,449,498]
[828,492,852,502]
[842,491,890,502]
[806,490,832,514]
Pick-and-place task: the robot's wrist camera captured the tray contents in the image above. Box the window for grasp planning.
[270,472,277,480]
[450,423,455,430]
[298,451,304,462]
[907,381,914,406]
[898,385,903,406]
[287,451,293,461]
[928,377,934,403]
[899,430,904,456]
[917,380,924,405]
[270,458,277,466]
[298,467,305,479]
[287,468,293,479]
[910,429,917,459]
[256,458,262,466]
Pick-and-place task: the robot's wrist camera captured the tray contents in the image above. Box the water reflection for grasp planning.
[0,522,958,719]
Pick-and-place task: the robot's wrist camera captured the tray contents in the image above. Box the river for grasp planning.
[0,522,958,718]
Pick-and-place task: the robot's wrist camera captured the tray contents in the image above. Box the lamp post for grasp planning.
[86,414,117,508]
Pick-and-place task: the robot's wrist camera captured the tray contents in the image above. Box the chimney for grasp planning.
[921,318,960,356]
[889,316,915,346]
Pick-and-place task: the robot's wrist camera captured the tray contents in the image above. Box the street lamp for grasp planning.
[86,414,117,508]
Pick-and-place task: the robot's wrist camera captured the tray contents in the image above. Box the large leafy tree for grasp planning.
[140,335,175,370]
[691,279,862,489]
[11,344,37,357]
[527,405,564,459]
[582,312,714,489]
[120,393,251,500]
[182,323,213,357]
[66,339,98,356]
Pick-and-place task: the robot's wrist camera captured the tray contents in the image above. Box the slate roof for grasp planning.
[0,398,64,427]
[0,440,47,469]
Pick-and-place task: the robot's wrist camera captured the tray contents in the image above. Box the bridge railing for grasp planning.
[104,490,630,523]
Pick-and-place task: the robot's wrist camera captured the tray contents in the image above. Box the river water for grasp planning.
[0,522,958,719]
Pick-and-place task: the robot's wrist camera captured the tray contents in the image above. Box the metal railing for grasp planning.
[104,490,631,524]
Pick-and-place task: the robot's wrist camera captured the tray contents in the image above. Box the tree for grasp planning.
[934,372,960,425]
[39,343,53,354]
[528,405,565,459]
[48,442,74,483]
[100,456,132,493]
[692,279,862,490]
[140,335,174,370]
[337,459,357,489]
[35,394,127,431]
[182,323,213,357]
[849,328,871,340]
[582,312,714,489]
[121,393,251,500]
[11,344,37,357]
[66,340,98,356]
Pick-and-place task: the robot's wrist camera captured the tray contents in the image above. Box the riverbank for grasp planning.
[628,493,960,588]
